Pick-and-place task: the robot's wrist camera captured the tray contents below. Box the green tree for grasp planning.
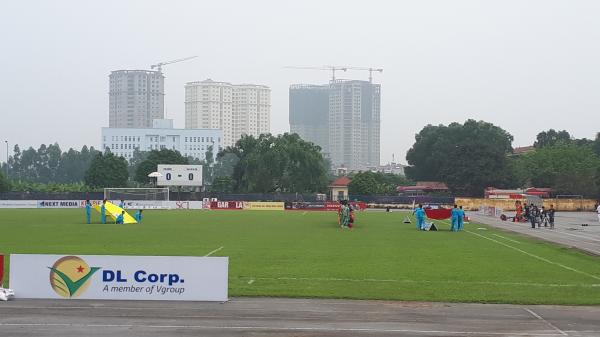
[406,120,514,196]
[134,149,188,184]
[534,129,571,149]
[219,133,328,193]
[349,171,412,195]
[0,170,10,192]
[210,176,234,193]
[513,143,600,197]
[84,152,129,188]
[349,172,381,195]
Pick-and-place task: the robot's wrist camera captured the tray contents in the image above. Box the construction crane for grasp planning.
[151,56,198,74]
[345,67,383,83]
[284,65,348,83]
[285,65,383,83]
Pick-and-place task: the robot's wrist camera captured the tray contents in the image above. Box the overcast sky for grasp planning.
[1,0,599,165]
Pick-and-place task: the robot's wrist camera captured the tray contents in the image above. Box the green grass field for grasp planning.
[1,209,599,305]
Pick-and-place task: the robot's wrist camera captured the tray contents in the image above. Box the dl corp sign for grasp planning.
[10,254,228,301]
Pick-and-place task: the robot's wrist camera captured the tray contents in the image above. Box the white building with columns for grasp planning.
[101,119,223,161]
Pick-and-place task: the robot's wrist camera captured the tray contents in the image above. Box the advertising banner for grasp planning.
[244,202,284,211]
[37,200,81,208]
[10,254,228,301]
[167,201,203,210]
[0,200,38,209]
[210,201,244,210]
[122,200,167,210]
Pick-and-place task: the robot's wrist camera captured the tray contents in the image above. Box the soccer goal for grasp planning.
[104,188,170,210]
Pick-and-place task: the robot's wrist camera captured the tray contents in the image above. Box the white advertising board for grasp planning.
[167,201,203,210]
[157,164,203,186]
[37,200,81,208]
[0,200,38,209]
[10,254,228,301]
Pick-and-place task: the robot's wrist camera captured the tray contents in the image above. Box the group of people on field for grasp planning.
[338,200,355,229]
[84,199,143,225]
[522,202,555,229]
[413,204,465,231]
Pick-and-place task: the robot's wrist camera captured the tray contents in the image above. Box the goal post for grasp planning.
[104,188,170,210]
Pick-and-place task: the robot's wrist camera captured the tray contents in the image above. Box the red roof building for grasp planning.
[396,181,449,194]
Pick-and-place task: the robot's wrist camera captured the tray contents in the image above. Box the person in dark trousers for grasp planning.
[548,204,556,229]
[529,203,537,229]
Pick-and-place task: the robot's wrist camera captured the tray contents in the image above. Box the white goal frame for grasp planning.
[104,188,171,209]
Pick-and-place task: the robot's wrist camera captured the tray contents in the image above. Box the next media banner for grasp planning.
[10,254,228,301]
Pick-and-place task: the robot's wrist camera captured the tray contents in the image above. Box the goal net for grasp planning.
[104,188,170,210]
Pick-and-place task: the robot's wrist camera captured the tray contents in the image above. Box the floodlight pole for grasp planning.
[4,140,8,177]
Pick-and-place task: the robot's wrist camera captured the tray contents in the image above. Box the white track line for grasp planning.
[524,308,568,336]
[204,246,223,257]
[248,276,599,288]
[0,323,565,336]
[492,233,521,244]
[466,230,600,281]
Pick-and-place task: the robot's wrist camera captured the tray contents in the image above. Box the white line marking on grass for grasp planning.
[492,234,521,244]
[205,246,223,257]
[525,308,568,336]
[247,279,254,285]
[466,230,600,282]
[0,323,566,336]
[248,276,599,288]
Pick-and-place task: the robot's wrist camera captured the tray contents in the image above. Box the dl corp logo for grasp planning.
[48,256,100,298]
[49,256,185,298]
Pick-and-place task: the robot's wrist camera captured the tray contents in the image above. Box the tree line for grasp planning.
[405,120,600,198]
[0,133,333,194]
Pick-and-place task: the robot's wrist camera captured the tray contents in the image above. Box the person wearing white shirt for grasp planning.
[597,203,600,223]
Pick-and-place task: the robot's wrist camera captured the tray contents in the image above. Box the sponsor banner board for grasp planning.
[37,200,81,208]
[244,202,284,211]
[10,254,228,301]
[0,200,38,209]
[124,200,169,210]
[167,201,203,210]
[210,201,244,210]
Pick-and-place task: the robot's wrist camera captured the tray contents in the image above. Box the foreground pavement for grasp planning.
[470,212,600,255]
[1,297,599,336]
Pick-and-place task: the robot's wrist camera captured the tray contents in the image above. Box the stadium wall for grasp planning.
[456,197,597,212]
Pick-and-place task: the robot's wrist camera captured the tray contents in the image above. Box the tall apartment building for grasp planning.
[109,70,164,128]
[289,84,330,153]
[185,79,270,147]
[289,80,380,171]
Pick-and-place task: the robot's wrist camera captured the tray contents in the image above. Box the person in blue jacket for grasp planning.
[85,200,92,224]
[101,199,107,224]
[451,204,459,231]
[413,204,427,230]
[457,205,465,231]
[116,211,125,224]
[134,209,143,223]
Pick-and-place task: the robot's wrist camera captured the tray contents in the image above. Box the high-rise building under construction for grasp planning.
[289,80,380,171]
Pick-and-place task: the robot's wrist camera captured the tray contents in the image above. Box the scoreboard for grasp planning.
[157,165,203,186]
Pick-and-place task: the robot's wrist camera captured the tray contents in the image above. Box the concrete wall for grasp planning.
[455,198,598,212]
